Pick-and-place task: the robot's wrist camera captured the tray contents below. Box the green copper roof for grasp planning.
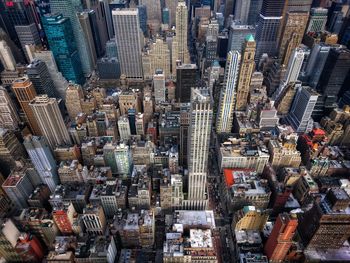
[246,34,255,42]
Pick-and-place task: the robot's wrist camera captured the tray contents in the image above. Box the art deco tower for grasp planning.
[29,95,71,149]
[12,77,41,135]
[236,35,256,111]
[172,0,190,70]
[216,51,241,133]
[186,88,213,210]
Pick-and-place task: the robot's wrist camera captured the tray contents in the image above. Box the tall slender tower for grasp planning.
[0,86,20,130]
[113,9,143,80]
[255,0,285,60]
[278,0,312,66]
[165,0,178,26]
[216,51,241,133]
[264,213,298,262]
[236,35,256,111]
[0,40,16,71]
[172,0,190,68]
[29,95,71,149]
[23,135,59,192]
[12,77,41,135]
[186,88,213,210]
[50,0,93,75]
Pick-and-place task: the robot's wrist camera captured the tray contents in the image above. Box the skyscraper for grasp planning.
[234,0,251,24]
[176,64,198,103]
[153,72,166,103]
[142,38,171,79]
[247,0,263,25]
[284,48,305,84]
[172,0,190,68]
[113,9,143,79]
[33,50,69,99]
[139,0,162,32]
[255,0,285,60]
[42,14,85,85]
[50,0,93,75]
[287,86,319,133]
[264,213,298,262]
[235,35,256,111]
[23,135,59,192]
[77,11,97,67]
[14,23,41,61]
[278,0,311,66]
[216,51,241,133]
[165,0,178,26]
[12,77,41,135]
[306,7,328,33]
[0,40,16,71]
[27,59,57,98]
[186,88,213,210]
[305,43,331,88]
[29,95,71,149]
[0,128,27,175]
[228,23,255,53]
[65,83,84,120]
[0,86,20,130]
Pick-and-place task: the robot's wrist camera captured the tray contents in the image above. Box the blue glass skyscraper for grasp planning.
[138,5,148,35]
[42,14,84,85]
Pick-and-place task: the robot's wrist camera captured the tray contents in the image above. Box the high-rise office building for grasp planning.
[234,0,251,24]
[165,0,178,26]
[313,48,350,121]
[0,86,20,130]
[77,11,97,67]
[176,64,198,103]
[0,40,16,71]
[23,135,59,192]
[29,95,71,149]
[14,23,41,61]
[42,14,85,85]
[0,219,22,262]
[264,213,298,262]
[137,5,148,35]
[115,143,133,176]
[118,116,131,141]
[278,0,311,66]
[0,128,27,175]
[236,35,256,111]
[216,51,241,133]
[305,43,331,88]
[306,7,328,33]
[247,0,263,25]
[12,77,41,135]
[65,83,84,120]
[153,72,166,103]
[2,164,36,208]
[186,88,213,210]
[142,38,171,79]
[287,86,319,133]
[139,0,162,31]
[113,9,143,79]
[172,0,190,68]
[33,50,69,99]
[27,59,57,98]
[283,48,305,84]
[50,0,93,75]
[317,48,350,103]
[228,23,255,53]
[86,10,103,58]
[255,0,285,60]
